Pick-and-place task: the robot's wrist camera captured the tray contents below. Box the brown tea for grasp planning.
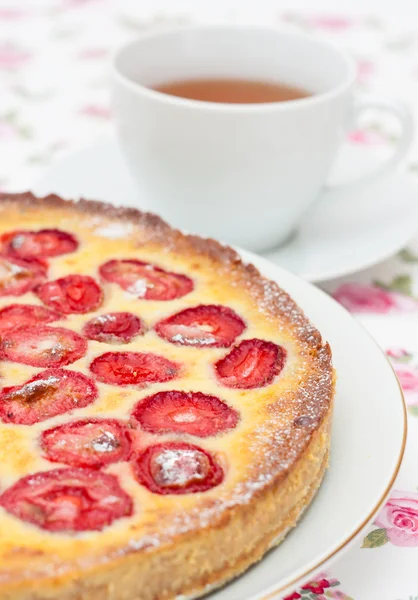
[153,78,310,104]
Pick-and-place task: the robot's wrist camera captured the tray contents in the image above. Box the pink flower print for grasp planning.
[64,0,102,6]
[0,121,16,140]
[307,15,356,30]
[78,48,108,60]
[0,44,31,71]
[375,491,418,546]
[393,365,418,410]
[302,578,332,595]
[282,572,348,599]
[0,8,26,19]
[356,59,375,84]
[387,348,410,360]
[333,283,417,314]
[79,104,111,119]
[347,129,385,145]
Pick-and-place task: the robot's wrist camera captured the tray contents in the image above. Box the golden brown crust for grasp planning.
[0,192,334,600]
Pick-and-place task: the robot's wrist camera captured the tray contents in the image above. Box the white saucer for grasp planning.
[34,137,418,282]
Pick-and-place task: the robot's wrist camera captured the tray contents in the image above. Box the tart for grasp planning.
[0,192,334,600]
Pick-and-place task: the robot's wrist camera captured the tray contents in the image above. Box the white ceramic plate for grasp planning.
[197,248,406,598]
[34,137,418,282]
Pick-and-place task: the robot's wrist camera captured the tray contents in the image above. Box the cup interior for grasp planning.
[114,26,355,101]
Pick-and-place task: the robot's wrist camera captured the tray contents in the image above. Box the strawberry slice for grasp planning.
[0,468,133,532]
[90,351,179,386]
[0,304,62,333]
[99,259,193,301]
[1,229,78,260]
[0,255,47,297]
[83,312,144,344]
[36,274,103,314]
[0,368,98,425]
[155,305,245,348]
[214,338,286,389]
[131,391,239,437]
[41,418,131,468]
[0,325,87,367]
[132,441,224,495]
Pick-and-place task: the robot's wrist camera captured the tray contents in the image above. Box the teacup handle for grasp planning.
[328,94,414,190]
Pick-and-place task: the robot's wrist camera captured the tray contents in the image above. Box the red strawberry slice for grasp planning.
[83,312,144,344]
[0,303,62,333]
[132,441,224,495]
[214,338,286,389]
[0,468,133,532]
[0,255,47,297]
[90,351,179,386]
[131,391,239,437]
[155,305,245,348]
[99,259,193,301]
[0,368,98,425]
[1,229,78,260]
[36,274,103,314]
[41,418,131,468]
[0,325,87,367]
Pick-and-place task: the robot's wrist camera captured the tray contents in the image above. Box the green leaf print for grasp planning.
[408,162,418,173]
[398,248,418,263]
[408,405,418,417]
[361,528,389,548]
[375,274,414,296]
[396,354,413,364]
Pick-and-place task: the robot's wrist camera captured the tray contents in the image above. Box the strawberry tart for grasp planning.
[0,192,334,600]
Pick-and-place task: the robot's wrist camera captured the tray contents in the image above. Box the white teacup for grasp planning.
[112,25,413,252]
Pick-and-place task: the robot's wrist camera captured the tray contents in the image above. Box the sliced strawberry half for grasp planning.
[0,468,133,532]
[0,325,87,367]
[83,312,144,344]
[214,338,286,389]
[0,255,47,297]
[0,368,98,425]
[36,274,103,314]
[1,229,78,260]
[99,259,193,301]
[90,351,179,386]
[131,391,239,437]
[0,303,62,333]
[155,305,245,348]
[132,441,224,495]
[41,418,131,468]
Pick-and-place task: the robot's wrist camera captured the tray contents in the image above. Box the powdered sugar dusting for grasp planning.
[91,431,118,453]
[94,223,133,239]
[126,279,148,298]
[0,258,26,279]
[6,376,60,402]
[94,314,116,325]
[9,234,25,250]
[171,332,217,346]
[172,411,197,423]
[155,449,206,486]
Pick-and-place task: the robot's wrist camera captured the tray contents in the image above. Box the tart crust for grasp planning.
[0,193,334,600]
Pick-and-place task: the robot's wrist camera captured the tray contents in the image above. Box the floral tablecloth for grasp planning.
[1,1,418,599]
